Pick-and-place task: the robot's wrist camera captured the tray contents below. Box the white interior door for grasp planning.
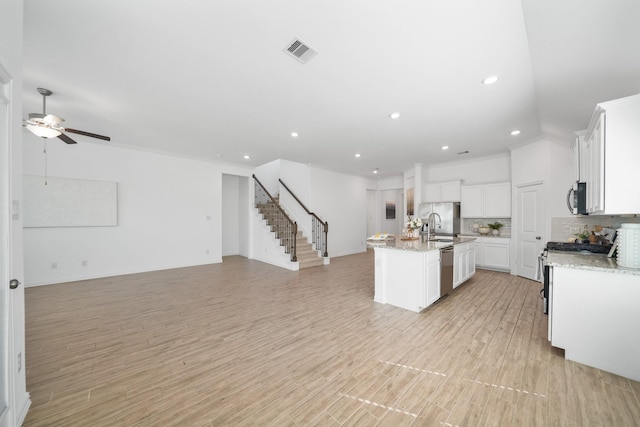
[516,182,546,280]
[0,66,13,427]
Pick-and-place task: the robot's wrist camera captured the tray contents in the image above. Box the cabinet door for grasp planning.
[483,183,511,217]
[425,252,441,306]
[460,186,483,218]
[573,131,586,182]
[453,251,461,287]
[483,242,510,270]
[584,111,605,213]
[441,181,461,202]
[471,241,483,266]
[460,251,469,283]
[467,246,476,277]
[591,113,605,213]
[423,183,441,203]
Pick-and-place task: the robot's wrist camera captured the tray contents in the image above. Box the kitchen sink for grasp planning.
[431,238,453,243]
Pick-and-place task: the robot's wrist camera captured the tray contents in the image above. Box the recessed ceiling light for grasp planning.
[243,155,250,159]
[355,153,361,158]
[373,168,379,174]
[389,112,400,119]
[291,132,299,138]
[441,145,449,150]
[482,75,498,85]
[510,130,521,136]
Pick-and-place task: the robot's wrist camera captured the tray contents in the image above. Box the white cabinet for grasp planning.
[579,94,640,215]
[461,182,510,218]
[373,247,441,313]
[550,266,640,381]
[425,251,441,306]
[473,237,510,271]
[454,242,476,288]
[423,180,461,203]
[460,186,483,217]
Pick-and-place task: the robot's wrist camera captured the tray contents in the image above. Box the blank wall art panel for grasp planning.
[23,175,118,227]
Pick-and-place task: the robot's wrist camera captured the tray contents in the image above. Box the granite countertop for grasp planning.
[369,236,476,252]
[546,252,640,276]
[458,233,511,239]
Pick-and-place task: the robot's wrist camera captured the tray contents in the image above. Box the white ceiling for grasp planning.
[22,0,640,179]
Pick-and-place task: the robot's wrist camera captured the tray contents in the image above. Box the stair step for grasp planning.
[257,201,325,269]
[298,257,325,268]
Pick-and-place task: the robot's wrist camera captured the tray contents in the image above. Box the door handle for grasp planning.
[9,279,20,290]
[535,236,541,240]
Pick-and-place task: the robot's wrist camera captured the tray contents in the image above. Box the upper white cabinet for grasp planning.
[461,182,511,218]
[579,94,640,215]
[423,180,461,203]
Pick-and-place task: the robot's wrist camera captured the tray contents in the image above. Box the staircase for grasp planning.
[257,199,325,269]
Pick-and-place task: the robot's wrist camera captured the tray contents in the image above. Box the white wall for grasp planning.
[310,167,370,257]
[0,0,30,423]
[549,140,577,218]
[279,159,313,236]
[222,174,249,257]
[423,153,511,184]
[379,189,403,236]
[22,139,252,286]
[253,159,281,195]
[511,137,575,221]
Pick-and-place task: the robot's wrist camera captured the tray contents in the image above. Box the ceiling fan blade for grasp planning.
[64,128,111,141]
[57,133,78,144]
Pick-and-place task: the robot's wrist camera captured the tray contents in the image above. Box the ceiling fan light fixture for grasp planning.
[43,114,64,126]
[26,123,61,138]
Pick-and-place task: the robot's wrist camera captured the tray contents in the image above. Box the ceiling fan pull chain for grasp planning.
[43,139,48,185]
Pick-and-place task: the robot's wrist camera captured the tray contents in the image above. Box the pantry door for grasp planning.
[0,63,12,427]
[516,182,546,280]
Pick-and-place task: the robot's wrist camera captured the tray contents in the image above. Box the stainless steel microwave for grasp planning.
[566,181,587,215]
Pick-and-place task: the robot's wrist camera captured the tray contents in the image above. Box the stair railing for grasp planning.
[253,175,297,261]
[278,179,329,257]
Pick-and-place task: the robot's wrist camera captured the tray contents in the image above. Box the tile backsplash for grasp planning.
[550,215,640,242]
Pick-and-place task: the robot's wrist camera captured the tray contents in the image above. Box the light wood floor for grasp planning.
[23,251,640,426]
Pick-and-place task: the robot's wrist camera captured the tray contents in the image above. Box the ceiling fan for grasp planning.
[24,87,111,144]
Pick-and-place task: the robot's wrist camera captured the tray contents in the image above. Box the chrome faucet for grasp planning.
[426,212,442,240]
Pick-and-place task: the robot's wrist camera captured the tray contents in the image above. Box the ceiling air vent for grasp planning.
[283,38,318,64]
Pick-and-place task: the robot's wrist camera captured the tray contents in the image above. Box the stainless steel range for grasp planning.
[539,241,613,314]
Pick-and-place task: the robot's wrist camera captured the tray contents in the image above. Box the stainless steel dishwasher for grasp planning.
[440,246,454,297]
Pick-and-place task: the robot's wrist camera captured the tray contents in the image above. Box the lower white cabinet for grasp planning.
[373,247,441,313]
[550,266,640,381]
[473,237,510,271]
[453,242,476,288]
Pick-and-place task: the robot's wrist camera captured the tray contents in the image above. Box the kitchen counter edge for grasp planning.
[369,236,476,252]
[546,252,640,276]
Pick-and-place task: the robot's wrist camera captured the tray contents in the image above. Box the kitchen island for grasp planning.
[372,236,476,313]
[547,252,640,381]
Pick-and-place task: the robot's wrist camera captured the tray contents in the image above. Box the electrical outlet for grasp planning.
[17,352,22,372]
[51,262,58,270]
[82,260,88,267]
